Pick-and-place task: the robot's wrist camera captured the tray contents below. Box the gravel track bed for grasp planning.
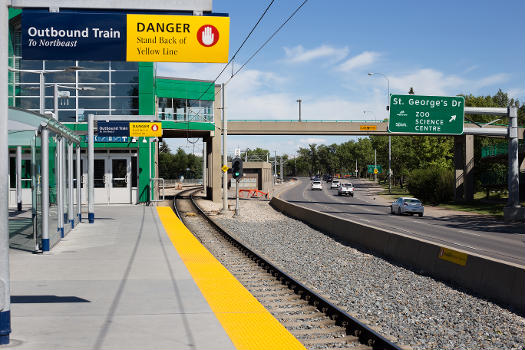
[206,198,525,350]
[180,206,369,350]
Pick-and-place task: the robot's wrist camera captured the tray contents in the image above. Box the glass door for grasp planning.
[109,157,131,204]
[94,158,109,204]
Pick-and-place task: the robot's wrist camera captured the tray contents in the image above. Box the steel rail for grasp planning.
[174,188,404,350]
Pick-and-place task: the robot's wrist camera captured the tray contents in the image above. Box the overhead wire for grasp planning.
[212,0,309,106]
[184,0,277,144]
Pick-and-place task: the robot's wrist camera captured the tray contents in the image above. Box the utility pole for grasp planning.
[274,151,277,182]
[280,156,283,181]
[221,83,228,213]
[374,149,377,182]
[368,72,391,193]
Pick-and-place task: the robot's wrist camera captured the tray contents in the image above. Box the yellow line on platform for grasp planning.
[156,207,306,350]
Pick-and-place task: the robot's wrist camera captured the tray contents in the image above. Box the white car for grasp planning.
[391,197,424,217]
[331,179,340,189]
[311,181,323,191]
[338,183,354,196]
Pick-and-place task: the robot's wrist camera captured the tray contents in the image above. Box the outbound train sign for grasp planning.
[21,10,229,62]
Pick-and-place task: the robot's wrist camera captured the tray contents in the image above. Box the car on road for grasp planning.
[338,183,354,196]
[391,197,424,217]
[330,179,340,189]
[311,180,323,191]
[322,174,332,182]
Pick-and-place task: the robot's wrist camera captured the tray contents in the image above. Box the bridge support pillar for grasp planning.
[454,134,474,201]
[207,84,222,202]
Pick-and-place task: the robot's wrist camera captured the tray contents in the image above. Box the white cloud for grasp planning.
[388,69,465,96]
[283,45,348,63]
[386,69,510,97]
[158,60,515,156]
[473,73,510,89]
[507,88,525,101]
[156,62,223,81]
[463,65,480,74]
[299,137,327,144]
[337,51,380,72]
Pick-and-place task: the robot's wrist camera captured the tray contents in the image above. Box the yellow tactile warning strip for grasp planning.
[156,207,307,350]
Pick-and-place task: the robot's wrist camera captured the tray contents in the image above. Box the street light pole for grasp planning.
[368,72,391,193]
[297,99,302,122]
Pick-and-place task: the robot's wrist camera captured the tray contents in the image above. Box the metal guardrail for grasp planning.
[482,141,525,158]
[149,177,165,202]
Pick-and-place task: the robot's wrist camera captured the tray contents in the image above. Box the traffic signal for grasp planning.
[232,158,243,180]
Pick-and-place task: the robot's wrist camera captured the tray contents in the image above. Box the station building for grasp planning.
[7,8,221,250]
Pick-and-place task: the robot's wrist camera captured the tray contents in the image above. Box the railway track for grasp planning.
[175,188,403,350]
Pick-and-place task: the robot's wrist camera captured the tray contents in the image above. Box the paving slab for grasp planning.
[5,205,236,350]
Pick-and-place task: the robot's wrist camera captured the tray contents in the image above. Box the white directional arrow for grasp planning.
[449,115,456,123]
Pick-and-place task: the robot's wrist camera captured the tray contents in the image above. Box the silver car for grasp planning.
[338,183,354,196]
[391,197,424,217]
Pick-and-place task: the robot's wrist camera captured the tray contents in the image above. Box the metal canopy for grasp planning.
[8,107,81,144]
[8,0,212,11]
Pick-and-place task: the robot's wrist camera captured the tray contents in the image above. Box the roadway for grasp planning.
[280,178,525,267]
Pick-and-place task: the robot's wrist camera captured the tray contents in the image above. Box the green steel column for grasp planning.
[138,63,156,203]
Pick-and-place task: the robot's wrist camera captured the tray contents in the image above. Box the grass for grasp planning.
[377,182,410,201]
[376,182,524,217]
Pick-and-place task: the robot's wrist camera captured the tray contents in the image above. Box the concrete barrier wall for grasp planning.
[270,197,525,315]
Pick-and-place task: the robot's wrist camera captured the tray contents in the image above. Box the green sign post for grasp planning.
[389,94,464,135]
[367,165,382,174]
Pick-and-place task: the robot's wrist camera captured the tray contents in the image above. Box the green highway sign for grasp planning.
[367,165,382,174]
[389,94,464,135]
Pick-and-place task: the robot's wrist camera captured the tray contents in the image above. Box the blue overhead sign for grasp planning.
[22,10,126,61]
[97,121,129,137]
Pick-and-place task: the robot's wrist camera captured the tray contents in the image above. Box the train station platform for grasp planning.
[8,205,305,350]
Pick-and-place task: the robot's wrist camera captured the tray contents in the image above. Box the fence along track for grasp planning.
[174,188,403,350]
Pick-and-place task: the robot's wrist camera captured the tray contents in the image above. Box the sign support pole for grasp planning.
[234,179,239,217]
[507,107,519,208]
[87,114,95,223]
[76,144,81,222]
[68,141,74,228]
[16,146,22,211]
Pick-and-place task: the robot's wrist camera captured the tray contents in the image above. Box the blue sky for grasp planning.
[159,0,525,156]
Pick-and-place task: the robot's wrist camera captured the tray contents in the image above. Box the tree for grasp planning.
[158,146,203,179]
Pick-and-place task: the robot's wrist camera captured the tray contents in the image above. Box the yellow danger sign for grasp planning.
[360,125,377,131]
[126,14,230,63]
[438,247,468,266]
[221,165,229,173]
[129,122,163,137]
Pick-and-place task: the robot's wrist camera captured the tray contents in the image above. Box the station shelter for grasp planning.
[7,9,218,250]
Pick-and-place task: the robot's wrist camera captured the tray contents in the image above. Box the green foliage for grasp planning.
[159,146,202,179]
[406,166,454,204]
